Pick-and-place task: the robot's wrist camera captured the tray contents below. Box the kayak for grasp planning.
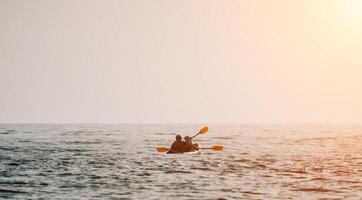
[166,149,200,154]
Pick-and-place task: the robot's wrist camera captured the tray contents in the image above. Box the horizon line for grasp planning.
[1,122,362,125]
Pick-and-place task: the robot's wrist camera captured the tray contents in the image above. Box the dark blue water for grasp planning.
[1,124,362,199]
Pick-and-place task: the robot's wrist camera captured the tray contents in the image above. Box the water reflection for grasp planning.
[0,124,361,199]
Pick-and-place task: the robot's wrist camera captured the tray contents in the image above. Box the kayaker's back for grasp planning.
[170,141,193,153]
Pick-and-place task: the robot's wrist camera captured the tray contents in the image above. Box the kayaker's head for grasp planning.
[175,135,182,142]
[184,136,191,144]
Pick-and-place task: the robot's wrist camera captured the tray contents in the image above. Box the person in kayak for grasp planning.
[170,135,193,152]
[184,136,199,150]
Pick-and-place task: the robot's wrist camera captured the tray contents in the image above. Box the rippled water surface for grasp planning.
[1,124,362,199]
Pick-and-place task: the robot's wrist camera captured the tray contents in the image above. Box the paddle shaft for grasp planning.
[190,133,200,139]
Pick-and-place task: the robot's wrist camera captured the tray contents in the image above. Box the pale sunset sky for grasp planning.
[1,0,362,123]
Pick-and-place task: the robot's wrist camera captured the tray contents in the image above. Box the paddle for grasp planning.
[155,145,224,153]
[155,147,169,153]
[200,145,224,151]
[190,126,208,139]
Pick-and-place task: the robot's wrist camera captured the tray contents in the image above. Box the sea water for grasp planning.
[1,124,362,199]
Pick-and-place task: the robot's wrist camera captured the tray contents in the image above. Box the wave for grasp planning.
[0,189,27,194]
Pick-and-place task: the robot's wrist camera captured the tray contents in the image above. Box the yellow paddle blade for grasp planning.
[212,145,224,151]
[198,126,208,135]
[156,147,169,152]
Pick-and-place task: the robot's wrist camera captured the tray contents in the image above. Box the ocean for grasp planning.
[0,124,361,199]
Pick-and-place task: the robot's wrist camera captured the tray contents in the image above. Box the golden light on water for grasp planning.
[1,0,362,199]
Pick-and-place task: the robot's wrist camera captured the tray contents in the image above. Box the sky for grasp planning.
[1,0,362,124]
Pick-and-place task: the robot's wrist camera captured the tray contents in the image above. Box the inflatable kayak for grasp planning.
[166,149,200,154]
